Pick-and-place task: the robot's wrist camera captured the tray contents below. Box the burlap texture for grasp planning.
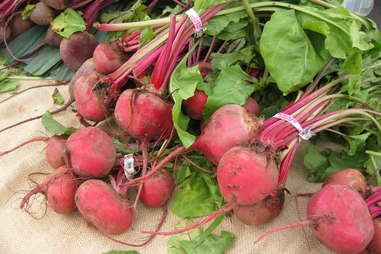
[0,80,334,254]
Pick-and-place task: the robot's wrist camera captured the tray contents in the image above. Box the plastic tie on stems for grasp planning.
[123,154,136,180]
[185,8,206,38]
[273,112,314,140]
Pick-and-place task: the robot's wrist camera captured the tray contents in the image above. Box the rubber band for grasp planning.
[185,8,206,37]
[273,113,314,140]
[123,154,136,180]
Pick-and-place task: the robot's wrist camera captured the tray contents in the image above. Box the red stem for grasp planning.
[141,202,235,235]
[20,185,45,209]
[125,146,186,186]
[0,137,49,156]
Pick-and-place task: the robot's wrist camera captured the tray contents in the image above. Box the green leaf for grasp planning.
[102,251,140,254]
[52,88,64,105]
[304,143,330,182]
[51,9,86,38]
[41,112,76,136]
[342,51,362,74]
[170,57,205,148]
[140,26,154,45]
[171,157,223,218]
[260,10,328,94]
[0,71,19,93]
[178,231,235,254]
[203,65,257,119]
[21,4,35,20]
[343,133,371,156]
[168,218,235,254]
[210,46,254,70]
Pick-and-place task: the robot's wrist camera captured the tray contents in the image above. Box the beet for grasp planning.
[93,42,126,74]
[369,218,381,254]
[140,170,174,208]
[234,189,285,225]
[46,136,67,169]
[10,14,33,38]
[0,22,11,43]
[69,58,96,98]
[30,2,55,26]
[42,0,71,10]
[217,145,279,205]
[324,169,369,198]
[44,27,63,47]
[60,32,98,71]
[114,89,173,141]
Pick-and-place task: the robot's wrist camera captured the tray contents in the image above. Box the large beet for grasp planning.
[30,2,55,26]
[60,32,98,71]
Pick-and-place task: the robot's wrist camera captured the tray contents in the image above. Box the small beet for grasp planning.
[93,42,126,74]
[243,97,260,116]
[10,14,33,38]
[0,22,11,43]
[21,167,78,214]
[42,0,71,10]
[46,135,67,169]
[324,169,369,197]
[60,32,98,71]
[75,179,134,235]
[30,2,55,26]
[44,27,63,47]
[183,90,208,120]
[140,170,174,208]
[234,189,285,225]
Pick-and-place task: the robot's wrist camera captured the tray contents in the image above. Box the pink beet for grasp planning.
[324,169,369,197]
[140,170,174,208]
[46,136,67,169]
[66,127,116,178]
[75,179,134,235]
[93,42,126,74]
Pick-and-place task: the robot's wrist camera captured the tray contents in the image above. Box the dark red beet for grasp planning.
[30,2,55,26]
[198,62,212,78]
[140,170,174,208]
[93,42,126,74]
[0,22,11,43]
[114,89,173,141]
[183,90,208,120]
[234,189,285,225]
[45,27,63,47]
[60,32,98,71]
[42,0,71,10]
[10,14,33,38]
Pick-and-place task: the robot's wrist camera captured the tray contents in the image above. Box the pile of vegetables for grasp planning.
[1,0,381,253]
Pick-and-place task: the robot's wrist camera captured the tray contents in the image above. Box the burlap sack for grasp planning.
[0,80,334,254]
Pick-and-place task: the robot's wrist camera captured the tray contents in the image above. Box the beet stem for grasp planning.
[133,139,149,209]
[0,137,49,156]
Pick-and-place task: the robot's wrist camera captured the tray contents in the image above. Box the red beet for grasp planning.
[140,170,174,208]
[46,136,67,169]
[93,42,126,74]
[324,169,369,197]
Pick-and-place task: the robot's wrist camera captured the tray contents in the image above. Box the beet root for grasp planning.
[192,105,262,165]
[217,145,278,205]
[93,42,126,74]
[46,135,67,169]
[42,0,71,10]
[66,127,116,178]
[30,2,55,26]
[75,179,134,235]
[307,184,374,254]
[10,14,33,38]
[44,27,64,47]
[114,89,173,141]
[0,22,11,43]
[140,170,175,208]
[21,167,78,214]
[369,218,381,254]
[69,58,96,98]
[72,72,108,121]
[183,90,208,120]
[60,32,98,71]
[234,189,285,226]
[324,169,369,198]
